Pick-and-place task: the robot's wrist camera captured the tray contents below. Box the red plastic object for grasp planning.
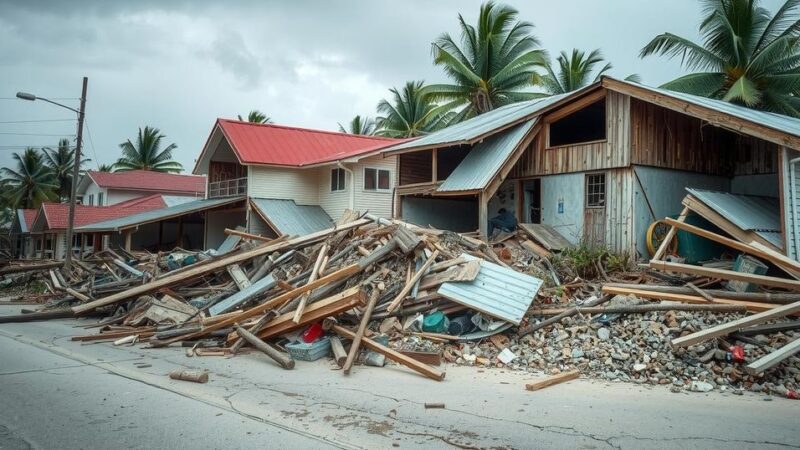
[302,322,324,343]
[729,345,745,363]
[787,390,799,400]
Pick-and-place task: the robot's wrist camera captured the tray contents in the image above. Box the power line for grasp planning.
[84,119,100,168]
[0,132,76,137]
[0,119,76,124]
[0,97,80,100]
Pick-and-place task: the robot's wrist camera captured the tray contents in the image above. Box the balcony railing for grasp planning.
[209,177,247,198]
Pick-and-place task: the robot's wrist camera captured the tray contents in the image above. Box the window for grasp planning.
[330,168,346,192]
[364,168,391,191]
[87,194,94,205]
[585,173,606,208]
[98,192,104,206]
[548,98,606,147]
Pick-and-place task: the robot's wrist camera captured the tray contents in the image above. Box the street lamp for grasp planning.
[16,77,88,271]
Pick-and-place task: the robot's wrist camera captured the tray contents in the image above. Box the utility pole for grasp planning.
[64,77,88,271]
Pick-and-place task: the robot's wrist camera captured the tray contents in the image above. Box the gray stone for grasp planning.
[597,327,610,341]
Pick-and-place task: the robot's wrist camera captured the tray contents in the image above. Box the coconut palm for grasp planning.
[425,1,547,121]
[338,115,376,135]
[1,148,57,209]
[640,0,800,116]
[238,110,272,124]
[42,138,91,201]
[114,126,183,173]
[96,164,114,172]
[535,49,642,95]
[376,81,454,138]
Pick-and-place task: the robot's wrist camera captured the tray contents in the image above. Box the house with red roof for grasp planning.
[76,170,205,206]
[192,119,407,241]
[8,209,37,258]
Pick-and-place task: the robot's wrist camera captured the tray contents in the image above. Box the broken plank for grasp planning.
[529,303,746,315]
[331,324,445,381]
[521,239,551,259]
[525,369,580,392]
[601,286,781,312]
[745,338,800,375]
[234,324,295,369]
[208,274,276,316]
[329,336,347,368]
[652,207,688,261]
[256,287,365,341]
[518,223,571,251]
[292,243,328,324]
[671,300,800,348]
[386,250,439,313]
[603,283,800,304]
[417,260,480,291]
[343,288,379,374]
[649,260,800,291]
[226,264,251,291]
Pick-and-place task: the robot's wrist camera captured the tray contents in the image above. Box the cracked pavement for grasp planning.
[1,305,798,449]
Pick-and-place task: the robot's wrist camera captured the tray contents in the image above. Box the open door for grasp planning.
[584,173,606,247]
[524,178,542,224]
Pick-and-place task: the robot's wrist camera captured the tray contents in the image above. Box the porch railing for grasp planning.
[208,177,247,198]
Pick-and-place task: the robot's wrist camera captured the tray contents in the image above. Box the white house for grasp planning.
[76,170,205,206]
[192,119,405,246]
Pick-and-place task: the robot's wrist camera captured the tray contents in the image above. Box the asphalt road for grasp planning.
[1,305,798,449]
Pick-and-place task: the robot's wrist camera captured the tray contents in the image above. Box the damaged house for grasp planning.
[383,76,800,261]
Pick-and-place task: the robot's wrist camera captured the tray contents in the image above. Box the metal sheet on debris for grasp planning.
[437,254,542,325]
[208,274,276,316]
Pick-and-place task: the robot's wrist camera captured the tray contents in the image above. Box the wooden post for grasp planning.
[478,192,489,238]
[123,230,132,252]
[292,243,329,323]
[652,207,688,260]
[234,324,295,370]
[329,336,347,368]
[80,234,87,260]
[386,250,439,312]
[343,288,380,374]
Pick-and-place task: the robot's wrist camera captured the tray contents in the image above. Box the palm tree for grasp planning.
[535,49,613,94]
[114,126,183,173]
[425,2,546,121]
[640,0,800,116]
[375,81,454,138]
[1,148,57,209]
[42,138,91,201]
[338,115,376,135]
[238,110,272,124]
[96,164,114,172]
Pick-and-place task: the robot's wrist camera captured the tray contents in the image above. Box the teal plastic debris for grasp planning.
[422,311,450,333]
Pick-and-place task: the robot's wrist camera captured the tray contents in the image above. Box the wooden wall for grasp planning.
[399,150,433,185]
[630,98,778,176]
[510,91,631,178]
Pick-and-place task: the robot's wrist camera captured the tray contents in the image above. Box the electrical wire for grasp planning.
[0,119,76,124]
[0,132,76,137]
[83,119,101,168]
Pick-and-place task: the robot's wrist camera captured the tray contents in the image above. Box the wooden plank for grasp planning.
[671,300,800,348]
[601,285,784,312]
[386,250,440,312]
[529,303,746,315]
[343,289,379,375]
[208,274,276,316]
[746,338,800,375]
[418,260,480,291]
[332,325,445,381]
[256,287,365,340]
[603,283,800,304]
[649,260,800,291]
[521,239,551,259]
[72,218,370,315]
[685,282,714,302]
[653,207,688,261]
[227,264,251,291]
[518,223,571,251]
[525,369,580,392]
[292,243,328,324]
[682,195,780,253]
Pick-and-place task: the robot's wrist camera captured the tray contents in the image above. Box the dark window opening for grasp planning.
[399,150,433,185]
[549,98,606,147]
[364,168,391,191]
[585,173,606,208]
[436,146,469,180]
[331,168,346,191]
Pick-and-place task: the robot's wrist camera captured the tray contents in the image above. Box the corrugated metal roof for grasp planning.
[384,93,570,154]
[162,195,199,207]
[686,188,783,248]
[76,197,244,233]
[438,120,536,192]
[437,254,543,325]
[216,119,406,167]
[250,198,333,236]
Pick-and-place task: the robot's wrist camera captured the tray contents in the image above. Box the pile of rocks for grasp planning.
[445,300,800,396]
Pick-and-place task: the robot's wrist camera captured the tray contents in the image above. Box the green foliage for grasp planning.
[338,115,376,135]
[425,1,547,121]
[114,126,183,173]
[238,110,272,124]
[375,81,453,138]
[42,138,90,201]
[534,49,613,94]
[96,163,114,172]
[0,148,58,209]
[640,0,800,116]
[552,241,631,279]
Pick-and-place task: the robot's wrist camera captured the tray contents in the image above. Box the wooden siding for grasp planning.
[630,98,777,176]
[605,168,635,254]
[247,165,319,205]
[510,91,630,178]
[399,150,433,185]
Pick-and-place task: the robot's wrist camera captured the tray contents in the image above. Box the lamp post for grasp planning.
[17,77,88,271]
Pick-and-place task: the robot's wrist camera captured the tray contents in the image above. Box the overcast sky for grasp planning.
[0,0,786,173]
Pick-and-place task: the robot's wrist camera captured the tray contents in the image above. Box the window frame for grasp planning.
[545,98,608,149]
[330,168,346,192]
[363,167,391,192]
[87,194,94,205]
[98,192,104,206]
[585,172,606,209]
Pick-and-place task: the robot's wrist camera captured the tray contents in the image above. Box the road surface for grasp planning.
[0,305,798,449]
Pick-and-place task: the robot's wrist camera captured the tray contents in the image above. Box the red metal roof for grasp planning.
[215,119,407,167]
[39,194,167,230]
[87,170,205,195]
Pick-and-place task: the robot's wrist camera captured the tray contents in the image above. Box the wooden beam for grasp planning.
[671,300,800,348]
[649,260,800,291]
[292,243,328,323]
[71,218,371,315]
[745,338,800,375]
[234,324,295,370]
[543,90,606,124]
[343,288,379,374]
[331,324,445,381]
[386,250,439,312]
[652,207,688,261]
[603,283,800,304]
[525,369,580,392]
[682,195,780,253]
[601,286,781,312]
[529,303,746,315]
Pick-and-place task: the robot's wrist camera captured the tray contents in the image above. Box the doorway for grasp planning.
[523,178,542,224]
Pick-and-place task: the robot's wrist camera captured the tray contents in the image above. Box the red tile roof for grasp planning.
[21,209,37,230]
[39,194,167,230]
[87,170,205,195]
[215,119,408,167]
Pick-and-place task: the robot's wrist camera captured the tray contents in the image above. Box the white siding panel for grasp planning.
[248,166,319,205]
[783,148,800,261]
[317,167,351,221]
[352,155,396,219]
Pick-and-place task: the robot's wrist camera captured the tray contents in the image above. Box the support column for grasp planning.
[177,216,184,248]
[124,230,132,252]
[80,234,87,260]
[478,192,488,239]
